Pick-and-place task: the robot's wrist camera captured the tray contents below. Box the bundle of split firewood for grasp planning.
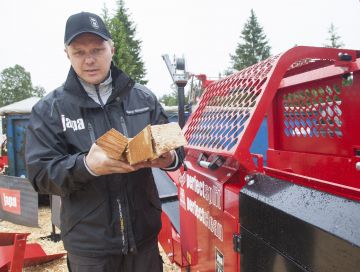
[96,123,186,165]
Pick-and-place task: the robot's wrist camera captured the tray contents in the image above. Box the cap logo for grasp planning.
[89,17,99,29]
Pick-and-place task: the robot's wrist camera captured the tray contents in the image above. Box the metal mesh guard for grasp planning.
[185,55,278,155]
[282,83,343,139]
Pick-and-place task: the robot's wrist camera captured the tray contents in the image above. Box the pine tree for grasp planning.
[324,23,344,48]
[230,9,271,71]
[103,0,147,84]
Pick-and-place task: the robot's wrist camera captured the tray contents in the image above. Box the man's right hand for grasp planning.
[85,143,140,175]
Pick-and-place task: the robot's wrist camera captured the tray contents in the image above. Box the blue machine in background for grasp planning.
[167,111,190,124]
[0,97,40,178]
[5,115,30,177]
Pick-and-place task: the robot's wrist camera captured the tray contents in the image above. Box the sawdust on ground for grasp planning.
[0,206,180,271]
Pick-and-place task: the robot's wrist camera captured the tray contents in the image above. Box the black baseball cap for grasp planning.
[64,12,112,45]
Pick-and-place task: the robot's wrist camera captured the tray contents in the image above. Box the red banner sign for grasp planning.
[0,187,21,215]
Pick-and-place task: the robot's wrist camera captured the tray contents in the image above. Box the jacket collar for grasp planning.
[63,63,135,108]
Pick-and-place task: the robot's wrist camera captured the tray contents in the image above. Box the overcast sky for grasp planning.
[1,0,359,98]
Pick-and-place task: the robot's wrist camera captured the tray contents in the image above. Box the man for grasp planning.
[25,11,181,272]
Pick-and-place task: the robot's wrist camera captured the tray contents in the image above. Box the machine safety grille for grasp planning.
[282,84,343,139]
[185,55,278,154]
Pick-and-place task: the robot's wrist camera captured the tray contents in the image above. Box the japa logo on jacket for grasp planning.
[61,115,85,132]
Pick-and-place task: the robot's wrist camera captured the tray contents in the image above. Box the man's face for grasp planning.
[65,33,114,85]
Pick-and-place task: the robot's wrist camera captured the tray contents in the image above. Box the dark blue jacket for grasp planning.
[25,64,180,256]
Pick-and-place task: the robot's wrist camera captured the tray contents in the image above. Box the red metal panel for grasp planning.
[158,212,174,263]
[267,55,360,201]
[0,232,65,271]
[158,212,185,267]
[178,155,239,271]
[9,234,27,272]
[0,156,8,174]
[0,233,29,271]
[275,66,359,155]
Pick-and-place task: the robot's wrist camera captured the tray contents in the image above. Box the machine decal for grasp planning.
[186,197,223,241]
[179,187,186,209]
[215,247,224,272]
[187,174,221,210]
[179,171,186,187]
[183,173,224,241]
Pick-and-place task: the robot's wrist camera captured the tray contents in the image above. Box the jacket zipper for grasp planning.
[120,116,129,137]
[95,85,112,130]
[116,198,127,253]
[119,100,129,137]
[87,122,96,143]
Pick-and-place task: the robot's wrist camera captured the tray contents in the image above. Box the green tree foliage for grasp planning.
[324,23,344,48]
[0,65,45,107]
[159,88,189,106]
[230,9,271,71]
[159,92,178,106]
[103,0,147,84]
